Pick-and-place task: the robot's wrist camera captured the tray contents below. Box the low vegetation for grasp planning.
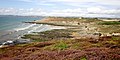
[0,17,120,60]
[98,21,120,25]
[0,35,120,60]
[22,29,74,41]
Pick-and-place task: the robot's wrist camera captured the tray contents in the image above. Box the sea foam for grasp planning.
[14,24,37,31]
[27,24,43,33]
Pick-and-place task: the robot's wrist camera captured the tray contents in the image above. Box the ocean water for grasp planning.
[0,16,66,46]
[0,15,44,43]
[0,15,44,31]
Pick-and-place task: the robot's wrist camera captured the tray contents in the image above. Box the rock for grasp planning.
[112,33,120,36]
[110,45,118,49]
[77,23,80,25]
[2,41,14,45]
[93,32,102,36]
[89,39,99,43]
[106,33,112,36]
[13,39,30,44]
[0,39,30,47]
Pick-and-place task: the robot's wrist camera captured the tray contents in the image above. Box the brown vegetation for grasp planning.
[0,17,120,60]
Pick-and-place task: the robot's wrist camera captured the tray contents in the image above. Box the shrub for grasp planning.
[80,56,87,60]
[54,41,68,50]
[99,21,120,25]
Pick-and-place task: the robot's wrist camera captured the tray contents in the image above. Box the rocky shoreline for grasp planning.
[0,17,120,60]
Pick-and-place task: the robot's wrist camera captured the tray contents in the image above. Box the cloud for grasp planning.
[52,8,83,13]
[0,0,119,18]
[18,0,33,2]
[87,7,102,13]
[0,8,46,15]
[18,0,120,6]
[0,7,120,18]
[87,7,120,14]
[49,0,120,6]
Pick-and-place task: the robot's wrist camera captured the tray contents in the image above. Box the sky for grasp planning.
[0,0,120,18]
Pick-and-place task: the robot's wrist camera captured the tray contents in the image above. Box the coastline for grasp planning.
[0,17,120,60]
[0,23,67,48]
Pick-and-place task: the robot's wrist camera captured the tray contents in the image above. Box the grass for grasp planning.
[0,48,6,54]
[112,36,120,41]
[22,29,74,42]
[80,56,87,60]
[98,21,120,25]
[70,42,81,49]
[1,33,120,60]
[1,17,120,60]
[91,43,101,47]
[97,25,120,33]
[97,21,120,33]
[32,39,48,42]
[43,40,68,50]
[54,41,68,50]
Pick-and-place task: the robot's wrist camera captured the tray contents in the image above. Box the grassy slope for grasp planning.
[0,17,120,60]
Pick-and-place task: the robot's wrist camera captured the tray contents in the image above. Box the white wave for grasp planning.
[0,45,3,48]
[33,25,66,32]
[27,24,43,33]
[2,41,13,45]
[17,35,21,39]
[14,24,37,31]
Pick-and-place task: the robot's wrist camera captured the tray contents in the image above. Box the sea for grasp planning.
[0,15,49,46]
[0,15,66,47]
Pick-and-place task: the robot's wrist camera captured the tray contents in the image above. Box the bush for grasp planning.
[99,21,120,25]
[54,41,68,50]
